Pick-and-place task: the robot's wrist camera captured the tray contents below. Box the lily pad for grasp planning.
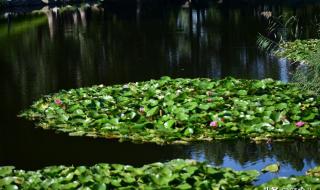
[1,161,320,189]
[306,166,320,177]
[0,160,259,189]
[19,77,320,144]
[261,163,280,173]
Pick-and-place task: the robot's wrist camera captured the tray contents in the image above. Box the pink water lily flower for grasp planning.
[210,121,218,128]
[139,107,145,113]
[54,99,62,105]
[295,121,305,127]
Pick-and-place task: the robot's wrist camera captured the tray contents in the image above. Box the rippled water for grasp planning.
[0,0,320,184]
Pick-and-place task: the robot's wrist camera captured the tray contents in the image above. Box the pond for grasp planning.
[0,0,320,185]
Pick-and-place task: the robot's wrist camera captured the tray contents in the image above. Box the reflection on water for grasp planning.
[0,0,320,184]
[0,2,295,99]
[1,2,301,107]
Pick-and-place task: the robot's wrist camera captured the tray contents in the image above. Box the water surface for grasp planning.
[0,0,320,185]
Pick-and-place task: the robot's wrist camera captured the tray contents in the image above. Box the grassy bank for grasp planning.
[257,13,320,97]
[271,39,320,97]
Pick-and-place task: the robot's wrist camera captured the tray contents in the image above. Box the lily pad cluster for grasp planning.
[20,77,320,144]
[0,159,259,190]
[1,160,320,190]
[255,163,320,189]
[275,39,320,63]
[256,176,320,190]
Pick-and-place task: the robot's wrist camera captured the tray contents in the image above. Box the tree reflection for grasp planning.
[2,2,313,107]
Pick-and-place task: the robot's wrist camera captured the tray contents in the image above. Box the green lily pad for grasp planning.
[1,160,320,189]
[19,77,320,144]
[0,159,260,189]
[306,166,320,177]
[0,167,14,177]
[261,163,280,173]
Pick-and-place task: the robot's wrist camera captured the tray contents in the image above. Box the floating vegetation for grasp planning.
[0,159,259,190]
[255,176,320,190]
[275,39,320,63]
[306,166,320,177]
[19,77,320,144]
[261,163,280,173]
[1,159,320,189]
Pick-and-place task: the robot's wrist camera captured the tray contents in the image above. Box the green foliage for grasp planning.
[258,17,320,96]
[292,45,320,96]
[255,176,320,190]
[261,163,280,173]
[257,15,300,52]
[275,39,320,63]
[257,34,279,53]
[19,77,320,144]
[1,160,320,189]
[0,159,259,190]
[306,166,320,177]
[257,13,320,64]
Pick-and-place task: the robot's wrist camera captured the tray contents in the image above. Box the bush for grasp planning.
[292,45,320,96]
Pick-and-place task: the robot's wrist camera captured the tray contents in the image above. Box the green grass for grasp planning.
[292,44,320,96]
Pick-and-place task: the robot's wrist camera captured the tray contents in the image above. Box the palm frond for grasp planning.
[257,33,280,52]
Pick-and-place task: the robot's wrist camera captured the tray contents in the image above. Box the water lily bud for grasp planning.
[210,121,218,128]
[54,99,62,105]
[295,121,305,127]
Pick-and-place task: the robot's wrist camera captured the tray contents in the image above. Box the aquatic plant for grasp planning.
[0,159,259,189]
[306,166,320,177]
[255,176,320,190]
[261,163,280,173]
[1,160,320,189]
[19,77,320,144]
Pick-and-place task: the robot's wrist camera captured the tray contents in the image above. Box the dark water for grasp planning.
[1,0,320,184]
